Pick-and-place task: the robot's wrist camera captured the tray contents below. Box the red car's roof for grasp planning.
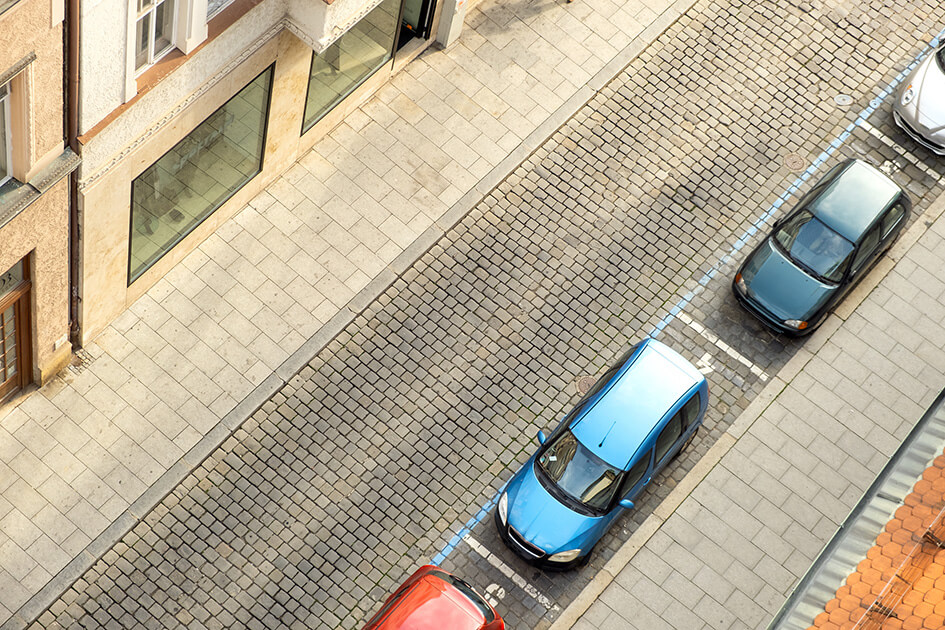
[379,575,484,629]
[364,566,501,630]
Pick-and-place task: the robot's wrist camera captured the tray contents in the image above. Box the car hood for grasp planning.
[741,239,835,321]
[505,463,604,555]
[903,53,945,133]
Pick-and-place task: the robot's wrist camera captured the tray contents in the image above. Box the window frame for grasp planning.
[127,64,274,284]
[133,0,177,75]
[654,412,682,464]
[881,202,906,239]
[616,450,651,504]
[850,223,882,275]
[0,81,12,187]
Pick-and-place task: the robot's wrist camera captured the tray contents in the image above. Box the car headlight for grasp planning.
[497,492,508,525]
[901,84,916,105]
[734,272,748,294]
[783,319,808,330]
[548,548,582,563]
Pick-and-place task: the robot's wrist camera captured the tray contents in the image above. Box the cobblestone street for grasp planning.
[19,0,945,628]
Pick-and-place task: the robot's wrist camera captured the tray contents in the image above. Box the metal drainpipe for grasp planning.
[66,0,81,348]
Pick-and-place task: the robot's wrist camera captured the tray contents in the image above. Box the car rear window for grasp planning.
[429,570,495,622]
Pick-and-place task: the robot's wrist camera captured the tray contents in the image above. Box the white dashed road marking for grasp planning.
[677,311,769,381]
[462,535,560,613]
[860,120,945,182]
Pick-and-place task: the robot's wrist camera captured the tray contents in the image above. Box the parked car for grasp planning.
[893,43,945,154]
[361,565,504,630]
[495,338,707,569]
[733,158,910,335]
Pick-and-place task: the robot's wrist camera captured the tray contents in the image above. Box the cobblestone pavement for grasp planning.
[22,0,945,629]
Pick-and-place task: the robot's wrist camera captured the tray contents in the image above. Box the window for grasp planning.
[851,224,881,273]
[773,210,854,283]
[0,81,11,186]
[129,65,273,283]
[302,0,399,132]
[679,393,701,428]
[134,0,176,73]
[618,453,650,499]
[882,203,906,238]
[654,413,682,464]
[538,430,623,511]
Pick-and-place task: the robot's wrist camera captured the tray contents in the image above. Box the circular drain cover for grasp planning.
[577,376,596,394]
[834,94,854,106]
[784,153,806,172]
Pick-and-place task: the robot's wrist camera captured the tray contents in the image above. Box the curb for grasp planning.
[547,185,945,629]
[2,1,702,627]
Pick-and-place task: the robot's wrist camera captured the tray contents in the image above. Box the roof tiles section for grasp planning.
[810,452,945,630]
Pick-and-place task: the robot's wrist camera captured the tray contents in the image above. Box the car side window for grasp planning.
[882,203,905,238]
[679,393,701,429]
[655,413,682,463]
[851,224,881,273]
[619,452,650,498]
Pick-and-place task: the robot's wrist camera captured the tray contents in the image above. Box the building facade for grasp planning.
[0,0,80,404]
[75,0,447,345]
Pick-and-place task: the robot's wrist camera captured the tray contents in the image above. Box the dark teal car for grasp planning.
[733,159,910,335]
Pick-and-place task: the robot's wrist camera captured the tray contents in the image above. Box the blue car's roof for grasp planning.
[808,160,901,242]
[571,339,702,470]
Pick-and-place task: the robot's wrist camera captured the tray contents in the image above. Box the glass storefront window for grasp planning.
[129,65,273,283]
[302,0,399,133]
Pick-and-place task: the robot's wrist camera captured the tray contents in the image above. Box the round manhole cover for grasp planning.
[784,153,806,173]
[834,94,854,106]
[577,376,596,394]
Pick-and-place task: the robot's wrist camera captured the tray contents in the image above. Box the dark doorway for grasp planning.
[397,0,434,49]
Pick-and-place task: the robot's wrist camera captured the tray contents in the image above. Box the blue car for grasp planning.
[495,338,707,569]
[733,158,911,335]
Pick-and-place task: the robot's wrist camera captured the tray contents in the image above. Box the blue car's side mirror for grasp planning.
[618,499,635,510]
[537,430,547,444]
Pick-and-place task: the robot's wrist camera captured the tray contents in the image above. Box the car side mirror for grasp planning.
[618,499,635,510]
[537,430,547,445]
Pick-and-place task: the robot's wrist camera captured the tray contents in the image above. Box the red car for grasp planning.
[362,565,505,630]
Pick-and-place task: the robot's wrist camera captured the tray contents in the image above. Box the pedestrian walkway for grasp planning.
[554,192,945,628]
[0,0,696,624]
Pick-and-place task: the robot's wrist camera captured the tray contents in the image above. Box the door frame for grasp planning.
[0,257,32,404]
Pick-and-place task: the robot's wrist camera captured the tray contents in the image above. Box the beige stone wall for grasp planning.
[78,29,395,343]
[0,0,71,386]
[0,0,65,171]
[0,180,72,383]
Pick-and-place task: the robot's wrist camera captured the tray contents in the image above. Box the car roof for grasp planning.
[570,339,703,470]
[368,571,487,630]
[807,159,902,242]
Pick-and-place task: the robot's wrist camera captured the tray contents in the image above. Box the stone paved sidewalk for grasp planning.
[0,0,694,623]
[559,188,945,628]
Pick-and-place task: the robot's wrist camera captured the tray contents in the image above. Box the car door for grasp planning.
[602,450,652,532]
[846,222,883,287]
[653,392,702,473]
[879,202,907,249]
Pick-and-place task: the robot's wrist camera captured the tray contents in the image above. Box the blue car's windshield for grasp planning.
[773,210,853,283]
[538,430,622,511]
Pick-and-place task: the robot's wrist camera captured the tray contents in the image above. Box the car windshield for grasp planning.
[773,210,853,283]
[538,430,622,511]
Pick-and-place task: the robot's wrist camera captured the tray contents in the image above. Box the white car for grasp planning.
[893,43,945,155]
